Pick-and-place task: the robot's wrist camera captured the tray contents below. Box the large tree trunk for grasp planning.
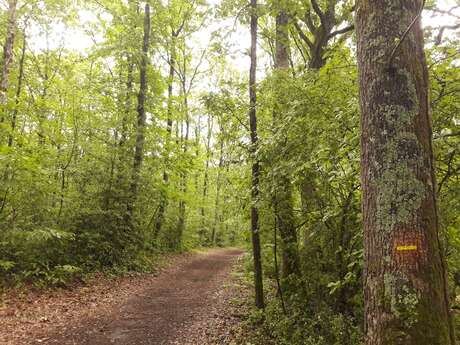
[127,3,150,227]
[249,0,264,310]
[356,1,454,344]
[272,3,301,279]
[0,0,17,127]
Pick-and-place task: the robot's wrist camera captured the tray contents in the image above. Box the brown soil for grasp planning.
[0,248,247,345]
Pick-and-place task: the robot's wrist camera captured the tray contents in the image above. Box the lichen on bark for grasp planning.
[383,273,420,327]
[374,69,426,234]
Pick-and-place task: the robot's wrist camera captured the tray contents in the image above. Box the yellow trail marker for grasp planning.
[396,245,417,251]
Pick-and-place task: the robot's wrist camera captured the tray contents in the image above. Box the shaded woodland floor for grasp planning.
[1,249,252,345]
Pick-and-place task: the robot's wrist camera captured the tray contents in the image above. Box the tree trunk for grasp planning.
[154,33,176,241]
[109,2,136,209]
[127,3,150,226]
[0,0,17,127]
[7,24,25,147]
[121,53,134,148]
[194,115,201,192]
[200,115,213,243]
[272,3,301,279]
[249,0,264,310]
[175,77,190,249]
[211,138,223,245]
[356,1,454,344]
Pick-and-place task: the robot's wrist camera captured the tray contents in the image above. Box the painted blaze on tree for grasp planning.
[356,0,455,344]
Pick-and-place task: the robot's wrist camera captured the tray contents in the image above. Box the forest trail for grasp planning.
[2,249,247,345]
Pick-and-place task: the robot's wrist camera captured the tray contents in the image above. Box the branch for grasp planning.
[290,27,309,66]
[233,3,250,28]
[187,48,208,94]
[431,6,460,20]
[302,9,317,34]
[438,150,458,193]
[294,21,313,49]
[231,112,250,132]
[328,24,354,38]
[172,0,198,37]
[434,131,460,140]
[435,23,460,45]
[173,19,186,37]
[311,0,326,28]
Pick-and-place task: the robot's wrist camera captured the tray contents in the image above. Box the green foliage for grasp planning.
[262,301,363,345]
[426,32,460,340]
[0,259,15,272]
[0,0,246,288]
[0,227,77,286]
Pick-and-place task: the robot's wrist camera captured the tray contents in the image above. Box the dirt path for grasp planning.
[1,248,246,345]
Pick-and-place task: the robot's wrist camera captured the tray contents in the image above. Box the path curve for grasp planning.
[37,248,244,345]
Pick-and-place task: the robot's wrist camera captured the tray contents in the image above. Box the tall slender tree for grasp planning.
[356,0,455,343]
[175,55,190,248]
[249,0,264,310]
[0,0,18,128]
[199,115,213,242]
[127,3,151,229]
[8,23,26,148]
[211,136,224,245]
[272,1,301,279]
[154,15,184,241]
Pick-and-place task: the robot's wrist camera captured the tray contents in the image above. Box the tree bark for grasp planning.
[356,1,454,344]
[249,0,264,310]
[272,3,301,279]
